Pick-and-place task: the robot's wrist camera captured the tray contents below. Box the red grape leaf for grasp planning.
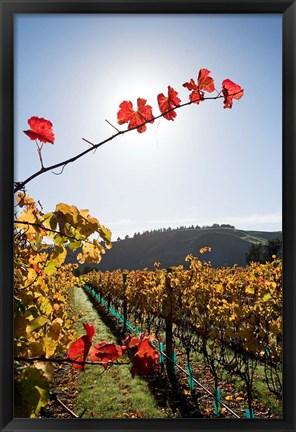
[89,342,126,369]
[198,68,215,93]
[183,78,198,92]
[183,79,204,104]
[67,323,94,370]
[23,116,55,144]
[123,335,141,348]
[130,338,160,377]
[68,335,92,370]
[83,323,95,340]
[157,86,181,121]
[136,338,158,358]
[183,68,215,104]
[117,98,154,133]
[222,79,244,109]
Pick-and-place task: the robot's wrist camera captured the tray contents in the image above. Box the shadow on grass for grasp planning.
[84,288,203,418]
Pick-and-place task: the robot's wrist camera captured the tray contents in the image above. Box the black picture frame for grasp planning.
[1,1,295,431]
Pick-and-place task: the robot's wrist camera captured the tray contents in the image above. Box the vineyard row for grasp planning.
[80,253,282,415]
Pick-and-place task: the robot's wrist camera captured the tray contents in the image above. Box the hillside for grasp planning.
[67,227,282,271]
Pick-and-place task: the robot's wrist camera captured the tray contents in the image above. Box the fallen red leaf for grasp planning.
[23,116,55,144]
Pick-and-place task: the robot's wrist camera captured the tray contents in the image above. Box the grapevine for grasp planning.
[82,250,282,415]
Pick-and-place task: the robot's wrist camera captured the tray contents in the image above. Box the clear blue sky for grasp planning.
[14,14,282,241]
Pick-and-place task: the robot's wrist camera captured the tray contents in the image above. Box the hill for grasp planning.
[66,227,282,271]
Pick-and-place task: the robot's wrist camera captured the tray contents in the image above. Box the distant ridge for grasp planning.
[66,227,282,271]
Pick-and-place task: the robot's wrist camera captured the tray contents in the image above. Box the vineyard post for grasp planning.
[107,294,111,309]
[165,268,175,381]
[122,273,127,334]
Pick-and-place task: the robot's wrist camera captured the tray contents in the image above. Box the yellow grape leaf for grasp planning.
[26,315,48,333]
[43,335,58,358]
[79,208,90,219]
[28,253,47,267]
[55,202,75,216]
[77,253,85,264]
[48,319,62,341]
[44,246,67,275]
[39,298,53,315]
[54,203,75,232]
[199,247,211,254]
[16,209,37,227]
[43,261,57,276]
[42,212,57,232]
[262,293,271,302]
[245,286,254,295]
[28,342,45,358]
[215,284,224,293]
[21,267,39,288]
[51,245,67,266]
[100,224,112,243]
[69,238,81,251]
[16,192,35,208]
[81,242,103,263]
[93,238,105,252]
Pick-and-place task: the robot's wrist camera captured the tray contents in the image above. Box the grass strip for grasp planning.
[72,286,167,419]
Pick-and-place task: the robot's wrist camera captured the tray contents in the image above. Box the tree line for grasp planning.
[117,223,236,241]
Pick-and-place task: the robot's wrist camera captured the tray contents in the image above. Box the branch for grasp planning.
[14,92,242,194]
[15,356,131,366]
[14,219,83,242]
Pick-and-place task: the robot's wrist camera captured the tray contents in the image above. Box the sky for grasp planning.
[14,14,282,241]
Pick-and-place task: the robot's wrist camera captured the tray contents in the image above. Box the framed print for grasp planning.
[1,1,295,431]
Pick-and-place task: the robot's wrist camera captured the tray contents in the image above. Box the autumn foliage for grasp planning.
[157,86,181,120]
[183,68,216,104]
[67,323,95,370]
[68,326,160,377]
[222,79,244,109]
[23,116,55,144]
[117,98,154,133]
[115,68,243,133]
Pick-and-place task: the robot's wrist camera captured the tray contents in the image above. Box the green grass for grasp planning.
[71,287,168,419]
